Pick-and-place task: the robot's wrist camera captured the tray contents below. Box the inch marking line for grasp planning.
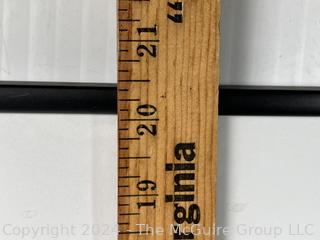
[119,137,140,141]
[118,166,129,169]
[119,59,140,63]
[120,118,159,122]
[118,19,140,22]
[119,79,150,83]
[118,203,130,206]
[119,39,159,42]
[119,193,158,198]
[119,231,152,235]
[119,212,140,216]
[119,128,129,131]
[118,99,140,102]
[119,156,151,160]
[119,0,150,1]
[118,176,140,179]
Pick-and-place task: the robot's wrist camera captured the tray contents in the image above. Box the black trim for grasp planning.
[0,81,116,114]
[219,86,320,116]
[0,81,319,116]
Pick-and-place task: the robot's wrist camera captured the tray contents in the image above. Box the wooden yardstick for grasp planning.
[117,0,220,239]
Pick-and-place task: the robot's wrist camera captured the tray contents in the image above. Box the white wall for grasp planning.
[0,0,320,240]
[0,1,117,239]
[217,116,320,239]
[219,1,320,238]
[0,115,117,240]
[221,0,320,86]
[0,0,116,83]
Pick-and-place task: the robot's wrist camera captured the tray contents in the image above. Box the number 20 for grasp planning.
[136,104,158,136]
[137,124,157,136]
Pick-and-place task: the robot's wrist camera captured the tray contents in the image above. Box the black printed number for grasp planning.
[137,180,157,191]
[136,180,157,209]
[137,124,157,136]
[136,105,158,136]
[167,2,183,23]
[137,44,157,58]
[137,104,157,116]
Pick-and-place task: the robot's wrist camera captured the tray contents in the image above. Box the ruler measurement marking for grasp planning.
[119,39,159,42]
[120,118,159,122]
[119,212,140,216]
[119,79,150,83]
[119,128,129,131]
[118,59,140,63]
[118,175,140,179]
[119,137,140,141]
[118,203,130,206]
[119,231,151,235]
[119,0,150,2]
[118,19,140,22]
[119,193,158,198]
[118,99,140,102]
[118,166,129,169]
[119,156,151,160]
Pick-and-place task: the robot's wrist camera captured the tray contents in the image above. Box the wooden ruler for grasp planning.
[117,0,220,239]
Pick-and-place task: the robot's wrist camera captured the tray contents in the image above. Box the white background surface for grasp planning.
[0,0,320,239]
[0,115,117,239]
[221,0,320,86]
[0,0,117,83]
[0,0,118,239]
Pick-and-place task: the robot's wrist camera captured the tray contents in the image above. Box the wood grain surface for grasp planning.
[118,0,220,239]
